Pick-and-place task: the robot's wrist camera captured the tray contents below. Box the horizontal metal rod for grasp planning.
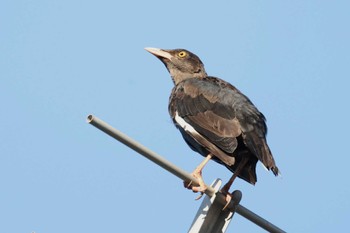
[87,114,285,233]
[86,114,215,197]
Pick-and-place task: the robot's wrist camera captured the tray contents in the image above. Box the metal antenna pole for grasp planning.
[87,115,286,233]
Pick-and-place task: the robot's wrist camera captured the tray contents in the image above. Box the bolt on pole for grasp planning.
[87,114,286,233]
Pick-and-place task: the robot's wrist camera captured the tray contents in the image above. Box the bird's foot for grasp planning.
[220,187,233,211]
[192,184,207,200]
[183,179,208,193]
[183,180,193,189]
[183,170,207,200]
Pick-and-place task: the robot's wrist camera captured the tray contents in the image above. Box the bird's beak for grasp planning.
[145,47,173,60]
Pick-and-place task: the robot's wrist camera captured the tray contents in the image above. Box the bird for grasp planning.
[145,47,279,202]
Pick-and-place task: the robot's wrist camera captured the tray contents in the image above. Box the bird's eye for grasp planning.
[178,51,187,58]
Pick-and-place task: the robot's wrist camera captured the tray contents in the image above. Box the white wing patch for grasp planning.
[174,111,200,136]
[174,111,235,166]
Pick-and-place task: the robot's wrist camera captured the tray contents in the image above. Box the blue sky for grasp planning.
[1,0,349,232]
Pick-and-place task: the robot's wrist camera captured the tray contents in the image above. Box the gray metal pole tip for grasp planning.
[87,114,94,123]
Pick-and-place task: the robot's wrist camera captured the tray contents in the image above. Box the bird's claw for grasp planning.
[222,193,232,210]
[183,179,207,200]
[192,185,206,200]
[184,180,193,189]
[195,192,204,200]
[220,188,233,211]
[192,183,207,199]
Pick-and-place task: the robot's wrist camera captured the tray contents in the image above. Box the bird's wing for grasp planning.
[219,79,279,175]
[170,77,278,173]
[169,78,242,163]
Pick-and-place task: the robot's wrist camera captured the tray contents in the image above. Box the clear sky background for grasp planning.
[1,1,349,232]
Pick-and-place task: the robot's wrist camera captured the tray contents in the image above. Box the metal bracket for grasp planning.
[188,179,242,233]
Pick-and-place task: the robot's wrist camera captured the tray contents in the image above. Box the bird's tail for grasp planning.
[271,166,281,177]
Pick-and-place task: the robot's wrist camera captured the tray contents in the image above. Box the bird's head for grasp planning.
[145,47,207,85]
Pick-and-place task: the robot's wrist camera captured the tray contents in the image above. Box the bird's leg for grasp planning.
[184,154,213,199]
[221,158,248,210]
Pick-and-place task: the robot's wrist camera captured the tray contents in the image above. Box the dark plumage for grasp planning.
[145,47,279,195]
